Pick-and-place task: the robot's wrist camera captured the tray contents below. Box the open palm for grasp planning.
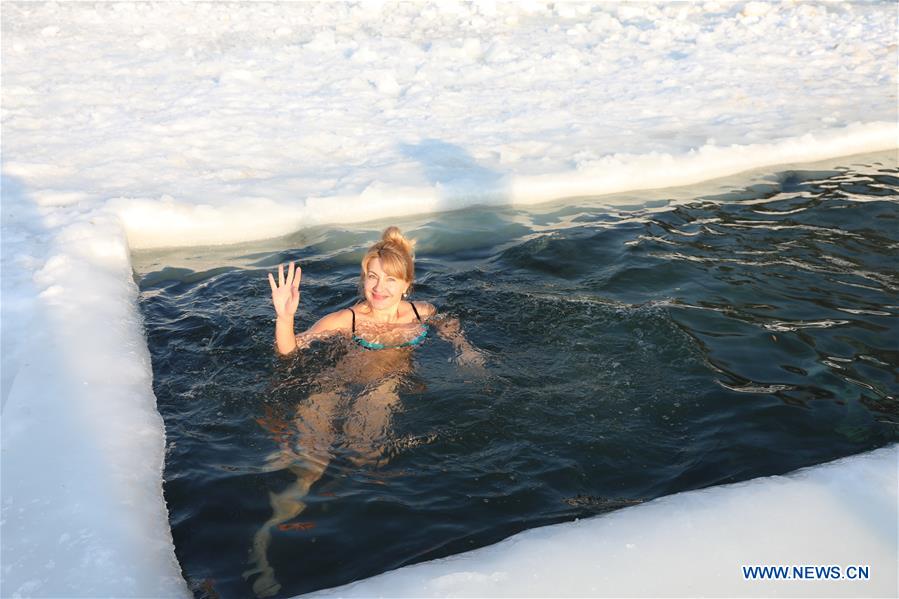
[268,261,302,319]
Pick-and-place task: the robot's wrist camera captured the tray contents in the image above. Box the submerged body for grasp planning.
[249,227,483,597]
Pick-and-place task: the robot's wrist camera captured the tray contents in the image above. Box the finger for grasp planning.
[293,265,302,291]
[287,261,295,287]
[268,273,277,294]
[278,263,285,287]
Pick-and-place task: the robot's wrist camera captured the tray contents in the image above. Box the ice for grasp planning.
[309,446,897,598]
[1,1,896,596]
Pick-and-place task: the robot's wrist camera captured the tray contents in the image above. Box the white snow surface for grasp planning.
[1,1,896,597]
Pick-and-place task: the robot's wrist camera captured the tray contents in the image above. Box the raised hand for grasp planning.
[268,261,302,320]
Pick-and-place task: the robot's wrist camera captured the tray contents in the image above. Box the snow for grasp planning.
[311,445,898,598]
[1,1,896,597]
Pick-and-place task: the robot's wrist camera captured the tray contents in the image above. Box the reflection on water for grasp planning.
[136,152,898,598]
[246,358,411,597]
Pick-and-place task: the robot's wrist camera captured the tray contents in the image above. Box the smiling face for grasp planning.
[363,257,410,310]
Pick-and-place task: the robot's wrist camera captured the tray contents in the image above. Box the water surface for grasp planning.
[135,152,899,598]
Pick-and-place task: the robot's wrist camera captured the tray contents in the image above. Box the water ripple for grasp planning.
[137,156,899,598]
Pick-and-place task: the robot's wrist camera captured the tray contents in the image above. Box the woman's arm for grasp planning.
[439,318,485,368]
[269,262,302,355]
[417,302,485,369]
[292,310,352,352]
[269,262,350,355]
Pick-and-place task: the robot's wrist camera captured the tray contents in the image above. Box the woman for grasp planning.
[273,227,427,351]
[245,226,482,597]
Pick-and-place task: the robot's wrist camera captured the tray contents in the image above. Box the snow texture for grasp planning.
[1,1,896,597]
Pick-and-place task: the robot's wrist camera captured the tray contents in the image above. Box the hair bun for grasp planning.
[359,226,416,293]
[381,226,415,257]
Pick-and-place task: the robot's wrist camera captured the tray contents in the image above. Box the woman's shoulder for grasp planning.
[410,301,437,320]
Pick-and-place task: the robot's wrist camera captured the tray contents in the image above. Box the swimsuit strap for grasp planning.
[350,304,423,350]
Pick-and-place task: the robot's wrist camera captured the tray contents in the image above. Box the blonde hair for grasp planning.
[360,226,416,295]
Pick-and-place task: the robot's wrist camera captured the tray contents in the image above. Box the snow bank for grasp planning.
[107,121,896,249]
[309,445,898,598]
[0,185,189,596]
[2,1,896,249]
[1,1,896,596]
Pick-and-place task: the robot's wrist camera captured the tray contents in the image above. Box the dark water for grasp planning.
[136,155,899,598]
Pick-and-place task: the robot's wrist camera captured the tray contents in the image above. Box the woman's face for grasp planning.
[363,257,409,310]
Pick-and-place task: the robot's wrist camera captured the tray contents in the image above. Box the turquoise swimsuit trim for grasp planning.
[349,302,428,351]
[352,327,428,350]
